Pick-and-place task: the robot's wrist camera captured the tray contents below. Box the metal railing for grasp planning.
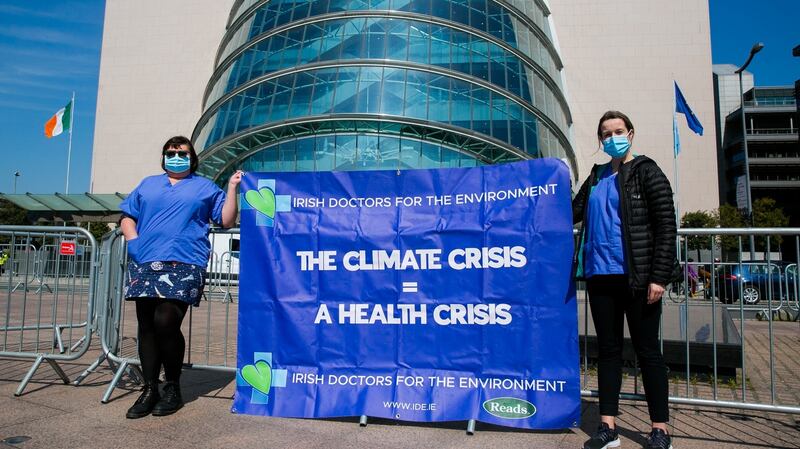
[747,127,796,135]
[4,225,798,418]
[78,229,239,403]
[579,228,800,415]
[0,226,98,396]
[744,98,797,107]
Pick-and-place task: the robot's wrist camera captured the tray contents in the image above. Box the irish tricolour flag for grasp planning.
[44,100,73,138]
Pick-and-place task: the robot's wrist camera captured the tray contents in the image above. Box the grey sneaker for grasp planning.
[583,422,620,449]
[645,428,672,449]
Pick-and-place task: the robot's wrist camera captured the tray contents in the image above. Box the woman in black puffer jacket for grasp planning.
[575,111,677,449]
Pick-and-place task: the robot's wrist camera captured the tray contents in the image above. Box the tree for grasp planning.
[0,199,29,245]
[0,199,28,226]
[752,197,789,250]
[715,204,745,254]
[681,210,718,260]
[88,222,113,242]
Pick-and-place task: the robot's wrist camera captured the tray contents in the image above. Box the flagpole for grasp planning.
[66,91,75,194]
[672,84,681,228]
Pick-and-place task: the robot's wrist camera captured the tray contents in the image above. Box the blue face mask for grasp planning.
[164,155,191,173]
[602,134,631,159]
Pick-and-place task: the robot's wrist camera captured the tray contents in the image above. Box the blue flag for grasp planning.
[675,82,704,135]
[673,82,704,156]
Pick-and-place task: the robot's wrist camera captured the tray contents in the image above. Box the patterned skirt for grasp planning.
[124,260,206,306]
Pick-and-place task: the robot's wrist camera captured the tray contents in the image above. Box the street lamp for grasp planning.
[13,171,20,194]
[734,42,764,260]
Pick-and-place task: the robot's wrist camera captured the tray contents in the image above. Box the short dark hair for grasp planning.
[597,110,635,140]
[161,136,199,174]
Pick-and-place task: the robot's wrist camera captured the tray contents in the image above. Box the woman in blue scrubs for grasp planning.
[574,112,677,449]
[119,136,243,418]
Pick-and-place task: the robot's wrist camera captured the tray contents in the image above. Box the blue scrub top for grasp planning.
[584,165,627,277]
[120,173,226,266]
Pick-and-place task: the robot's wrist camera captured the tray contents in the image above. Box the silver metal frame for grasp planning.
[0,225,98,396]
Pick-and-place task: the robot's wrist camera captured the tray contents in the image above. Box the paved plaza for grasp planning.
[0,287,798,448]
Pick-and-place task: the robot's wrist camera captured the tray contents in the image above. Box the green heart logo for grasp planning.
[245,188,276,218]
[241,360,272,394]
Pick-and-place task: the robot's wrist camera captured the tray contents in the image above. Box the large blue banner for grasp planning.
[234,159,579,429]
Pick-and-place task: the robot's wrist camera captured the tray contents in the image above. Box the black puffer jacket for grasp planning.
[572,156,678,290]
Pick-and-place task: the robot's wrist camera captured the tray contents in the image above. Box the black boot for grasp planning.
[126,383,160,419]
[152,381,183,416]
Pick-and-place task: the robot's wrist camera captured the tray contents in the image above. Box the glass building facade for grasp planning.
[192,0,575,183]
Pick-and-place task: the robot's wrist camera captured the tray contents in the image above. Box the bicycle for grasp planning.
[667,278,708,302]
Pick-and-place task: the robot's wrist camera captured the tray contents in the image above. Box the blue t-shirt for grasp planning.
[120,173,226,266]
[584,165,627,277]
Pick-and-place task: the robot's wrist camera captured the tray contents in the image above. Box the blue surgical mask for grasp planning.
[164,155,191,173]
[602,134,631,158]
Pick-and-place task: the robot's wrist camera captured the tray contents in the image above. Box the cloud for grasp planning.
[0,99,54,113]
[0,43,99,66]
[8,64,98,79]
[0,25,100,51]
[0,74,95,93]
[0,4,103,26]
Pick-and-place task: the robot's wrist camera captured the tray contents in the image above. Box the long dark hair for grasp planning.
[596,110,635,141]
[161,135,199,174]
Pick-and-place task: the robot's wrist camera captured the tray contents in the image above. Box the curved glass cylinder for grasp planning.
[219,0,562,86]
[195,0,576,183]
[196,65,571,164]
[235,133,480,174]
[205,16,568,133]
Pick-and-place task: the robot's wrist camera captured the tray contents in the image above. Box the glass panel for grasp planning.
[356,134,380,170]
[407,22,430,64]
[428,75,450,123]
[289,72,314,117]
[269,74,294,121]
[296,137,315,171]
[404,70,429,119]
[378,135,400,169]
[309,70,338,115]
[332,68,359,113]
[380,68,406,116]
[365,18,387,59]
[278,140,296,171]
[399,138,421,169]
[419,141,440,169]
[442,148,461,168]
[471,85,491,135]
[335,134,357,170]
[316,135,336,171]
[356,67,383,114]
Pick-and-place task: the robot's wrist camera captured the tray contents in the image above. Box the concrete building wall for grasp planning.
[92,0,720,217]
[548,0,719,215]
[712,64,753,206]
[713,65,754,146]
[91,0,235,193]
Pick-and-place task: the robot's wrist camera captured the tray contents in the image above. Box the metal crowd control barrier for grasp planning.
[0,227,800,418]
[86,229,240,403]
[579,228,800,416]
[0,225,98,396]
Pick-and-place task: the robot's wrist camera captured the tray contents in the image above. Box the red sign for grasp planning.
[60,241,76,256]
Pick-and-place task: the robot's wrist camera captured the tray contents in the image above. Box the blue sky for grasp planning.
[0,0,104,195]
[0,0,797,194]
[708,0,799,86]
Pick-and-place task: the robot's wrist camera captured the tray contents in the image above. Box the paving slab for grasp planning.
[2,356,799,449]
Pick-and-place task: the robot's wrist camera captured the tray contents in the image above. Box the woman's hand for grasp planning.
[221,170,244,228]
[228,170,244,190]
[647,283,665,304]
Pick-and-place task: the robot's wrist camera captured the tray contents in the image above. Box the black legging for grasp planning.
[587,274,669,423]
[135,298,189,384]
